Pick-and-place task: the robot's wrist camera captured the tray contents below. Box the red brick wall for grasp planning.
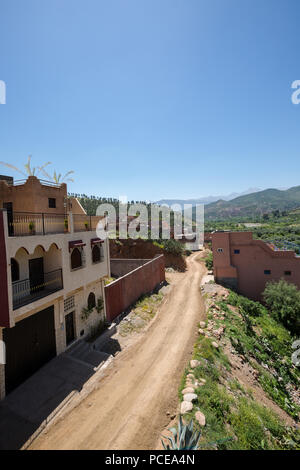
[105,255,165,322]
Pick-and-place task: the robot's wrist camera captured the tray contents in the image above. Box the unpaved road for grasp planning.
[30,252,206,450]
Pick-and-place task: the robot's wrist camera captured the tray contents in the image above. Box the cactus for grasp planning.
[161,416,201,450]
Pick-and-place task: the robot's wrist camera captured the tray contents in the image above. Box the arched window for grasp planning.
[92,244,101,263]
[11,258,19,282]
[71,248,82,269]
[88,292,96,310]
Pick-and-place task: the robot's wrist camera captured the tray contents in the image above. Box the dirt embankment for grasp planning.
[109,238,187,272]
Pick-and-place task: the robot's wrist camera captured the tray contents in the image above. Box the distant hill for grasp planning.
[204,186,300,220]
[156,188,260,207]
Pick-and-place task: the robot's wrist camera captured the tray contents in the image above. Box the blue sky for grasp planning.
[0,0,300,201]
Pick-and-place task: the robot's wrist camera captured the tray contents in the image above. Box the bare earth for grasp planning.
[30,252,206,450]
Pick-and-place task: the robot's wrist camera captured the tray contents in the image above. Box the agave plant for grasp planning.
[161,416,202,450]
[0,155,51,177]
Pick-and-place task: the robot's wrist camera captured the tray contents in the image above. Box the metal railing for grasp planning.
[7,212,67,236]
[73,214,105,232]
[12,268,63,309]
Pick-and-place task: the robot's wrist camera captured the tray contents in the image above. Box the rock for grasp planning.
[182,387,195,394]
[187,373,195,378]
[183,393,198,403]
[212,341,219,348]
[195,411,206,426]
[199,321,206,328]
[198,329,205,335]
[180,401,193,414]
[199,378,206,384]
[190,360,200,368]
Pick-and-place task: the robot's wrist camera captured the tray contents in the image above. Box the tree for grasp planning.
[39,168,74,183]
[262,279,300,335]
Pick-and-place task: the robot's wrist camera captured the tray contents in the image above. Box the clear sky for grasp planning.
[0,0,300,201]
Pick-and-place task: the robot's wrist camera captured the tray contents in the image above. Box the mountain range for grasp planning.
[204,185,300,220]
[156,188,261,207]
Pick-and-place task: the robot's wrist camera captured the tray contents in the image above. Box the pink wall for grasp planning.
[212,231,300,300]
[105,255,165,322]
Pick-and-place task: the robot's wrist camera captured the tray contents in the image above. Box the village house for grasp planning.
[0,175,110,399]
[212,231,300,300]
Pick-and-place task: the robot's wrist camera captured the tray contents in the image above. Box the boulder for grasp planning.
[180,401,193,414]
[199,321,206,328]
[198,329,205,335]
[190,360,200,368]
[212,341,219,348]
[183,393,198,403]
[195,411,206,426]
[182,387,195,394]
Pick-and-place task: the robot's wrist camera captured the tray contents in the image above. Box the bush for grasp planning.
[205,252,213,270]
[161,239,184,255]
[262,279,300,335]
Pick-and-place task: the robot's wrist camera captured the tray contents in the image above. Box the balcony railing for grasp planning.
[7,212,66,237]
[73,214,105,232]
[6,211,105,237]
[12,268,63,309]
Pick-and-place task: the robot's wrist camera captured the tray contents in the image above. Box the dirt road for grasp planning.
[30,252,206,450]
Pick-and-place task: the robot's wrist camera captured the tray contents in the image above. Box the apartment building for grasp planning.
[212,231,300,300]
[0,176,110,399]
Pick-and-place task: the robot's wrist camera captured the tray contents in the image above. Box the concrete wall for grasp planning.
[110,258,150,277]
[105,255,165,322]
[212,231,300,300]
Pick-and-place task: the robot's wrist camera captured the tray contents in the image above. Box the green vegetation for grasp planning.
[224,291,300,418]
[263,280,300,335]
[161,416,202,450]
[179,289,300,449]
[204,251,213,270]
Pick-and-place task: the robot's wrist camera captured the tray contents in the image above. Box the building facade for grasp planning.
[212,231,300,300]
[0,176,110,399]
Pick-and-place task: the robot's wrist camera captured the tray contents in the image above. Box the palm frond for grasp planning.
[0,162,27,177]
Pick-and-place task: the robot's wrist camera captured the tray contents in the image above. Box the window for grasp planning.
[234,249,240,254]
[284,271,292,276]
[48,198,56,208]
[11,258,19,282]
[264,270,271,275]
[71,247,82,269]
[92,244,101,263]
[217,248,223,253]
[64,295,75,312]
[88,292,96,310]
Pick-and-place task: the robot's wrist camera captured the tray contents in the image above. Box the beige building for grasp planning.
[0,176,110,399]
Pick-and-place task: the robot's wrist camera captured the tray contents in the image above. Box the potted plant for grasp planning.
[29,221,35,235]
[64,218,68,233]
[84,221,89,231]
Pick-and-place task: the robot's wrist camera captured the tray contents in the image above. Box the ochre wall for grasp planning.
[0,176,67,214]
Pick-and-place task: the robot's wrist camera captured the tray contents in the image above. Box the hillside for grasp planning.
[204,186,300,220]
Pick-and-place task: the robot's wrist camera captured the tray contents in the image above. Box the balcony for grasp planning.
[12,268,63,309]
[7,212,66,237]
[6,211,104,237]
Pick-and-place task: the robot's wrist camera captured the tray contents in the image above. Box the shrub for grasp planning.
[205,252,213,270]
[263,279,300,335]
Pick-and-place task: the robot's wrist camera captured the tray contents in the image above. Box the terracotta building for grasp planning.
[0,176,110,399]
[212,231,300,300]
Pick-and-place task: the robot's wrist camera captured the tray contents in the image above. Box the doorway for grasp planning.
[3,202,13,236]
[29,257,44,293]
[65,311,75,346]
